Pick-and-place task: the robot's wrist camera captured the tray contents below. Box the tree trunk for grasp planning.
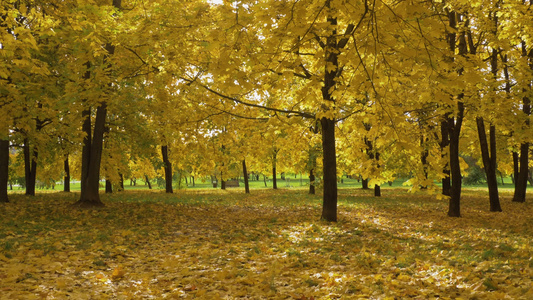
[513,41,531,202]
[321,117,337,222]
[440,120,451,196]
[272,160,277,190]
[77,102,107,206]
[79,107,91,198]
[362,178,369,189]
[242,159,250,194]
[64,155,70,192]
[476,117,502,211]
[319,1,342,222]
[105,179,113,193]
[374,184,381,197]
[23,139,37,196]
[447,103,464,217]
[420,136,429,189]
[513,142,529,203]
[0,138,9,203]
[263,175,267,187]
[161,145,173,193]
[145,175,152,189]
[308,150,317,194]
[446,10,467,217]
[309,168,315,195]
[75,0,121,208]
[119,173,124,191]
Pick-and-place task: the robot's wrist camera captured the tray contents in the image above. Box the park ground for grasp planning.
[0,187,532,299]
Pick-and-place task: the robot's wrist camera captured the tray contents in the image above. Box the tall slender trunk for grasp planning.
[513,142,529,202]
[476,118,502,211]
[420,136,429,189]
[75,0,121,207]
[374,152,381,197]
[447,102,464,217]
[119,173,124,191]
[321,117,337,221]
[161,145,173,193]
[309,169,316,194]
[272,153,277,190]
[78,102,107,206]
[319,0,344,222]
[242,159,250,194]
[513,41,532,202]
[145,175,152,189]
[474,9,501,212]
[23,139,37,196]
[79,107,91,198]
[0,138,9,203]
[440,120,451,196]
[64,155,70,192]
[309,152,317,194]
[446,11,467,217]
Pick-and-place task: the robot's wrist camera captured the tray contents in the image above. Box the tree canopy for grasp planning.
[1,0,532,219]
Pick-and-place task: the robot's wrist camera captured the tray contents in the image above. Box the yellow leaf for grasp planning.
[111,266,126,280]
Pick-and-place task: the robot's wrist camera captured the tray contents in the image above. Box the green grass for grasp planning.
[8,174,530,195]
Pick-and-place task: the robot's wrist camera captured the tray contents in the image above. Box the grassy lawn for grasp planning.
[1,188,532,299]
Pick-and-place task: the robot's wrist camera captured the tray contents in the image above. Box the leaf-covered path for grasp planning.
[1,189,532,299]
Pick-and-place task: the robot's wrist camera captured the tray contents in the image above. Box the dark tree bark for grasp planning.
[74,0,121,208]
[513,142,529,203]
[23,139,37,196]
[473,11,502,212]
[476,118,502,211]
[0,138,9,203]
[105,179,112,193]
[272,158,277,190]
[374,152,381,197]
[440,120,451,196]
[420,136,429,190]
[76,102,107,207]
[161,145,173,193]
[320,116,337,222]
[447,106,464,217]
[242,159,250,194]
[364,124,380,196]
[319,0,351,222]
[309,169,316,195]
[64,155,70,192]
[119,173,124,191]
[361,178,369,189]
[79,107,91,198]
[145,175,152,189]
[445,10,467,217]
[513,41,532,203]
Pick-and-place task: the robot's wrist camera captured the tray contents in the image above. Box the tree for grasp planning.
[74,0,122,207]
[0,138,8,203]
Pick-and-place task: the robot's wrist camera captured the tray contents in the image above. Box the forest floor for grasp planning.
[0,188,532,299]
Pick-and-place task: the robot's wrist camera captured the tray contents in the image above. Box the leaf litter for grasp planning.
[0,189,531,299]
